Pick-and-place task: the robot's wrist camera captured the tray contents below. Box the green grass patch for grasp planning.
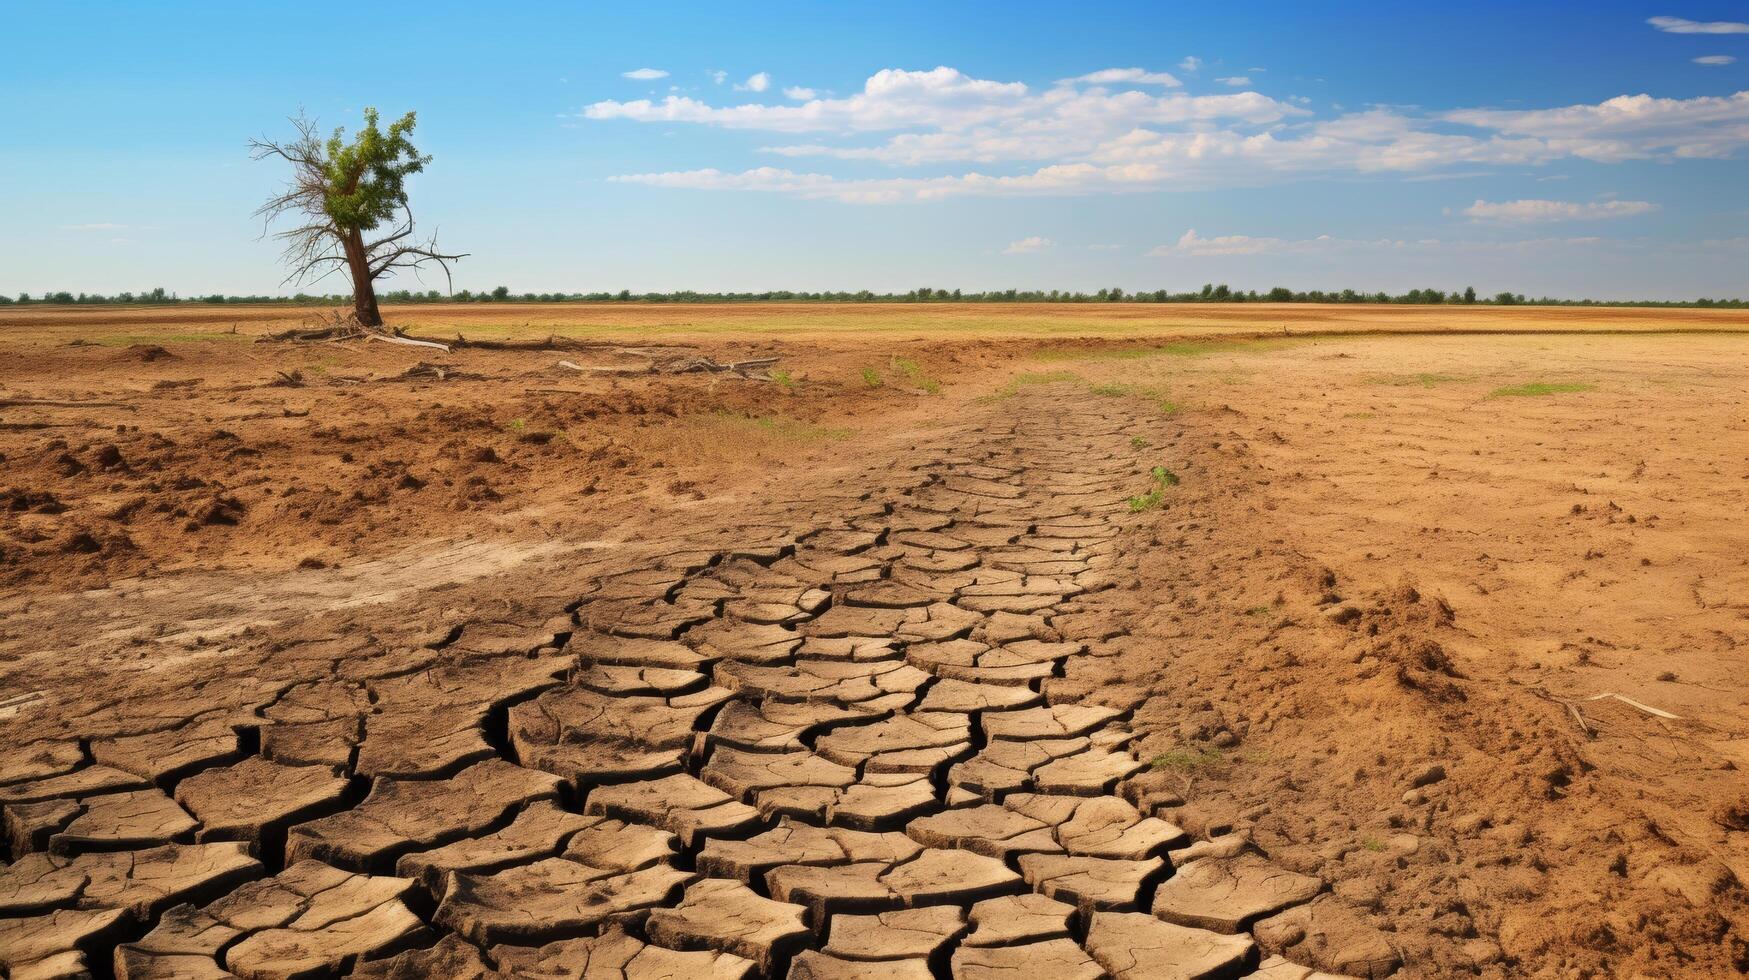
[725,413,853,442]
[1035,338,1276,362]
[1367,372,1459,388]
[93,332,251,346]
[1489,382,1594,398]
[891,357,941,393]
[859,367,882,388]
[1151,745,1227,772]
[769,369,796,390]
[1360,836,1386,852]
[1129,436,1150,450]
[1127,465,1180,512]
[988,370,1082,399]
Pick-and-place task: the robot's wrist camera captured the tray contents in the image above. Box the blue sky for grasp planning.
[3,0,1746,299]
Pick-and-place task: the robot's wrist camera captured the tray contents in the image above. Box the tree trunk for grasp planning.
[341,228,382,327]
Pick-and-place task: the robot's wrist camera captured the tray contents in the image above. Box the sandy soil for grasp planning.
[1,303,1746,977]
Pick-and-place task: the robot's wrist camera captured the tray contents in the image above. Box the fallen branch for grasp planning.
[367,331,451,352]
[406,333,696,353]
[557,360,654,376]
[1577,692,1682,720]
[0,398,135,409]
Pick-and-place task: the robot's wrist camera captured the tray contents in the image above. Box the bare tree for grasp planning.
[250,109,464,327]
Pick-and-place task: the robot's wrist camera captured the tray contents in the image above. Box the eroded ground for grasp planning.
[1,304,1746,978]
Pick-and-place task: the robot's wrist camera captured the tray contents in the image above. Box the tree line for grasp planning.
[5,285,1745,309]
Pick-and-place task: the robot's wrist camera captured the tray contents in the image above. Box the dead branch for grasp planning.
[0,398,135,409]
[367,332,451,352]
[557,360,653,376]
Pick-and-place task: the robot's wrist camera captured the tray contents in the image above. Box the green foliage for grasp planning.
[1129,436,1150,449]
[321,108,429,232]
[860,367,883,388]
[891,357,940,393]
[1127,466,1178,512]
[769,368,796,389]
[1489,382,1594,398]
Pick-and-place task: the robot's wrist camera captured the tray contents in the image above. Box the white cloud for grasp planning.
[622,68,668,80]
[1443,91,1749,160]
[1002,236,1053,254]
[1216,76,1251,87]
[1178,56,1202,73]
[783,86,817,100]
[1696,55,1738,66]
[736,71,771,92]
[1462,198,1659,222]
[1064,67,1181,87]
[710,70,727,85]
[585,65,1749,202]
[1152,228,1331,256]
[1648,15,1749,34]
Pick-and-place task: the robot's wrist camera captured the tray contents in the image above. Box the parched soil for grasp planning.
[0,304,1746,979]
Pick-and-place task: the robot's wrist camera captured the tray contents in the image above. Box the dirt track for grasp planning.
[2,305,1748,978]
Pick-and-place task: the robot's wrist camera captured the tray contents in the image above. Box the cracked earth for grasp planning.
[0,388,1392,980]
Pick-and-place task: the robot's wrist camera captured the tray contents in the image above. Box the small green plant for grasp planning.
[1129,436,1150,450]
[506,418,526,431]
[1127,465,1180,512]
[1360,836,1386,852]
[891,357,941,393]
[860,367,883,388]
[1489,382,1593,398]
[770,369,796,390]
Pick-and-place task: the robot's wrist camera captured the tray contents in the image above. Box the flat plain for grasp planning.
[1,302,1746,978]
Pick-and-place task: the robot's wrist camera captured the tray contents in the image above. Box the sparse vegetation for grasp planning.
[1369,372,1460,387]
[1130,436,1150,449]
[1127,465,1180,512]
[860,367,882,388]
[891,357,941,393]
[1490,382,1594,398]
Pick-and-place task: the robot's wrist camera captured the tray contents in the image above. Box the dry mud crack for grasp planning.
[0,391,1400,979]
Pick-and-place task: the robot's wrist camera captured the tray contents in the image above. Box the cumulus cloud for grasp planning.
[1462,198,1659,222]
[584,65,1749,202]
[1443,91,1749,160]
[710,70,727,85]
[1216,76,1251,87]
[736,71,771,92]
[1064,67,1181,87]
[1178,56,1202,73]
[1696,55,1738,66]
[1648,15,1749,34]
[783,86,817,100]
[621,68,668,80]
[1002,236,1053,254]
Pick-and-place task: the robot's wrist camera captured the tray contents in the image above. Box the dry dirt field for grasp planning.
[1,302,1746,979]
